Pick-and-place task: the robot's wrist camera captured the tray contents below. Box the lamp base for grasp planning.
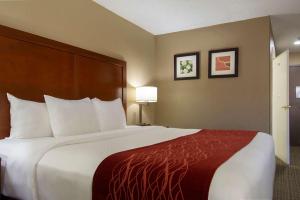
[138,104,151,126]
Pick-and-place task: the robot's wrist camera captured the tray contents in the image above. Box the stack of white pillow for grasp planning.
[7,94,127,139]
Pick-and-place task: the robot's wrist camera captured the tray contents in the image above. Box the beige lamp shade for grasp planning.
[136,86,157,103]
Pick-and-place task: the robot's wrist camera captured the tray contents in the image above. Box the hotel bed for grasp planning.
[0,126,275,200]
[0,24,275,200]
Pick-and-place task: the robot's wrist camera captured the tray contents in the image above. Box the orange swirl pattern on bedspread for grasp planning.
[92,129,257,200]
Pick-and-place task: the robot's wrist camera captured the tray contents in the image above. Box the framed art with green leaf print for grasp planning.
[174,52,199,80]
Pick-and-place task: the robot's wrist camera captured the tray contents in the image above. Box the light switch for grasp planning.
[296,86,300,98]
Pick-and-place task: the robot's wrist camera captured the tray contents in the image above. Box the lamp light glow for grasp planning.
[136,86,157,103]
[294,37,300,46]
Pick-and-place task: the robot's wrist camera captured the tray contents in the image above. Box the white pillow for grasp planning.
[44,95,100,137]
[92,98,126,131]
[7,93,53,139]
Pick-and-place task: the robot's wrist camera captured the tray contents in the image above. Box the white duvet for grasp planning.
[0,126,275,200]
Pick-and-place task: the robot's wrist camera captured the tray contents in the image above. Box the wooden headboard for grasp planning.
[0,25,126,139]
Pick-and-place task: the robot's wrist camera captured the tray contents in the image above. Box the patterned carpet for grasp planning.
[273,147,300,200]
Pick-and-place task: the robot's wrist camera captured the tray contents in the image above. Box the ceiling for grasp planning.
[271,14,300,53]
[93,0,300,35]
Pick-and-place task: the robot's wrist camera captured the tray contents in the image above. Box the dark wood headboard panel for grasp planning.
[0,25,126,139]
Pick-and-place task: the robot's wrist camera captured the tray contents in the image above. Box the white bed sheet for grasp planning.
[0,126,275,200]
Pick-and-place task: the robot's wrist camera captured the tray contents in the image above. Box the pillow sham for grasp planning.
[44,95,100,137]
[92,98,126,131]
[7,93,53,139]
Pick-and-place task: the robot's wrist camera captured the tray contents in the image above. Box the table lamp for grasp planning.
[136,86,157,126]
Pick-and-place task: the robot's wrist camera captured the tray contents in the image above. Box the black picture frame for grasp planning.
[208,48,239,78]
[174,52,200,80]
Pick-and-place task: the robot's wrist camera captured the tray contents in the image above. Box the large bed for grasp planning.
[0,24,275,200]
[0,126,275,200]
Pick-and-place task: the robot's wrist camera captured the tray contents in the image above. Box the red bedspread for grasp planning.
[92,129,257,200]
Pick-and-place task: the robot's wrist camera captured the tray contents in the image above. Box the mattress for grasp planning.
[0,126,275,200]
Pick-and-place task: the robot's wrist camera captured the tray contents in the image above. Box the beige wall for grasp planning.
[0,0,156,124]
[155,17,271,133]
[290,52,300,66]
[0,1,273,131]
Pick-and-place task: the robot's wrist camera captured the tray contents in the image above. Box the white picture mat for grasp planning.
[296,86,300,98]
[211,51,235,76]
[176,55,197,78]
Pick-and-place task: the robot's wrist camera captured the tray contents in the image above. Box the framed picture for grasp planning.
[174,52,199,80]
[208,48,238,78]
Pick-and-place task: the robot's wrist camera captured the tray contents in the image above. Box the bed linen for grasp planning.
[44,95,100,137]
[7,93,52,139]
[0,126,275,200]
[92,98,126,131]
[93,129,257,200]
